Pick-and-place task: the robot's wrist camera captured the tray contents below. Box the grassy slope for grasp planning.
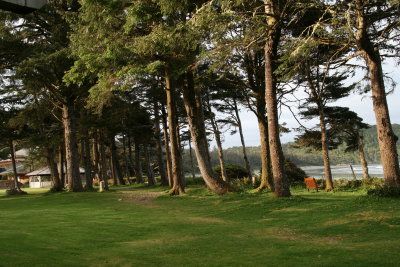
[0,186,400,267]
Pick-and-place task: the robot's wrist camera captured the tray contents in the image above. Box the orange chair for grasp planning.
[304,177,318,192]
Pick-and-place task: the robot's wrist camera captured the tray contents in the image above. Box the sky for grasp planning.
[216,59,400,148]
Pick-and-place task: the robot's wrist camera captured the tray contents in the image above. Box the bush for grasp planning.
[334,179,363,189]
[367,185,400,197]
[213,164,250,180]
[362,177,384,187]
[5,188,27,196]
[285,158,307,185]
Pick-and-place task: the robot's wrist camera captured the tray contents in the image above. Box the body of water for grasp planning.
[300,164,384,179]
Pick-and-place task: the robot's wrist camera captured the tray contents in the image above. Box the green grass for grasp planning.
[1,185,400,266]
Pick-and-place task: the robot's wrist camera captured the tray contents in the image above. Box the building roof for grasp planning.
[27,166,85,176]
[15,149,29,158]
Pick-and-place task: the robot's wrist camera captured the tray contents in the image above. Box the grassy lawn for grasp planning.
[0,185,400,266]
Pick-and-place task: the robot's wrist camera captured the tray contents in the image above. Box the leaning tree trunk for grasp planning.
[144,144,156,185]
[161,104,173,187]
[355,4,400,187]
[181,71,233,195]
[62,103,83,192]
[134,140,144,184]
[263,0,291,197]
[45,147,62,191]
[233,99,252,177]
[9,139,22,192]
[206,97,228,182]
[358,137,370,180]
[319,110,334,191]
[165,69,185,195]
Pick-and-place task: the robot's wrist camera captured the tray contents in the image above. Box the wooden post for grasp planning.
[99,181,104,192]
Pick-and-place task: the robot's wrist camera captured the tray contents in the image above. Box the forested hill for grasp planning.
[281,124,400,166]
[182,124,400,170]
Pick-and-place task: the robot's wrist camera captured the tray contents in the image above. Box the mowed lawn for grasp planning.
[1,185,400,267]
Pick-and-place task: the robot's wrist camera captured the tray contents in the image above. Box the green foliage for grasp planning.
[367,186,400,198]
[285,158,307,184]
[5,188,27,196]
[213,163,250,179]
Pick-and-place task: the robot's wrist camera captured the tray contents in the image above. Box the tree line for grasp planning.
[0,0,399,197]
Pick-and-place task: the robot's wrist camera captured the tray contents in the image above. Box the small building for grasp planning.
[0,0,47,14]
[0,149,32,184]
[26,166,86,188]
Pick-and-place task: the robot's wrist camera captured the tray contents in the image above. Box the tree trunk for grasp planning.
[144,144,156,185]
[263,0,291,197]
[161,104,173,187]
[355,3,400,187]
[206,97,228,182]
[165,69,185,195]
[122,133,131,182]
[127,132,135,177]
[93,133,100,184]
[257,114,274,191]
[319,111,334,191]
[176,121,186,188]
[233,99,252,177]
[358,137,370,180]
[98,132,109,190]
[83,137,93,190]
[181,70,233,195]
[243,50,273,191]
[154,102,169,186]
[9,139,21,192]
[111,137,125,185]
[134,140,144,184]
[62,103,83,192]
[110,150,118,185]
[188,134,196,181]
[59,145,65,188]
[45,147,62,191]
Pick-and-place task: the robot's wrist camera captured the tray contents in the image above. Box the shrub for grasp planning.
[334,179,363,189]
[362,177,384,187]
[5,188,27,196]
[367,185,400,197]
[213,164,250,180]
[285,158,307,185]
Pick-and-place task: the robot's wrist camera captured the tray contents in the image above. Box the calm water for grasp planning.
[300,164,384,179]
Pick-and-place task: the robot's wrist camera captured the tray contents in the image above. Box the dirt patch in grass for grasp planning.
[250,227,351,244]
[271,207,311,213]
[119,236,197,247]
[184,216,228,224]
[117,192,163,205]
[324,211,395,227]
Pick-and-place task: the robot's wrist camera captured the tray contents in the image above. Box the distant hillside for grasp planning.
[182,124,400,170]
[283,124,400,166]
